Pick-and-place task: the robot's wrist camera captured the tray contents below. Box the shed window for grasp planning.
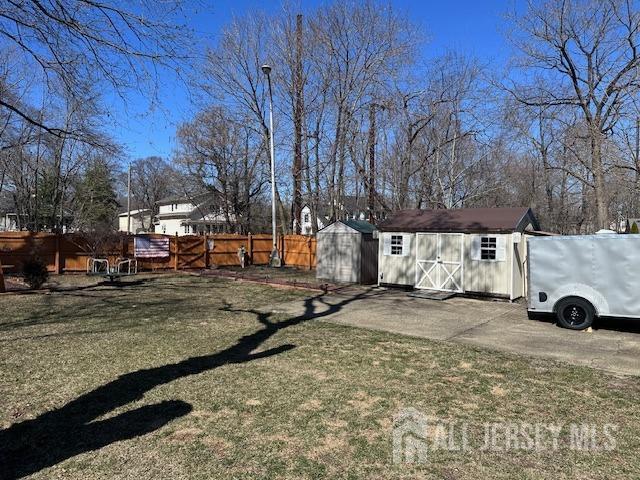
[390,235,404,255]
[480,236,497,260]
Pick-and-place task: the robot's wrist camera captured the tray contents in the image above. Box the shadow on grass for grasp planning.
[0,286,380,479]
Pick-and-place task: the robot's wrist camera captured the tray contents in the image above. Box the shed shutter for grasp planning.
[470,236,481,261]
[383,234,391,255]
[402,235,410,256]
[496,236,507,261]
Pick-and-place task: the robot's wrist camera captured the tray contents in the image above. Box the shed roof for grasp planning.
[342,219,376,234]
[377,207,538,233]
[318,219,377,235]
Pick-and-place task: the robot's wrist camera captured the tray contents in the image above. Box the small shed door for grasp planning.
[317,232,360,283]
[415,233,464,292]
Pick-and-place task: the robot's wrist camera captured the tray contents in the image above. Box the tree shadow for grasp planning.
[0,287,375,479]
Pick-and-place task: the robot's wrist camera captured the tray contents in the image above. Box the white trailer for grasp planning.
[527,233,640,329]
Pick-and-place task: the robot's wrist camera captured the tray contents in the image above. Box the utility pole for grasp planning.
[127,162,132,234]
[368,103,377,223]
[261,64,281,267]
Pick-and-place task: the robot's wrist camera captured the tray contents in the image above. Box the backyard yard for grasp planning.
[1,274,640,479]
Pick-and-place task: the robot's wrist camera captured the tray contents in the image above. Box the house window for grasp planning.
[303,213,310,223]
[480,236,497,260]
[184,225,189,234]
[390,235,404,255]
[162,225,166,234]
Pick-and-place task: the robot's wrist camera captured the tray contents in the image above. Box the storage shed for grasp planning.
[377,207,542,299]
[316,220,378,284]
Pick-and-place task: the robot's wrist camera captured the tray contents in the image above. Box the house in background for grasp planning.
[154,194,234,236]
[0,212,18,232]
[297,205,329,235]
[118,209,152,234]
[296,195,375,235]
[623,217,640,233]
[0,194,18,231]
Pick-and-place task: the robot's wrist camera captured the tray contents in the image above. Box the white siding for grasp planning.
[155,218,184,236]
[378,231,524,298]
[463,234,512,296]
[378,232,416,286]
[158,202,193,214]
[316,223,362,283]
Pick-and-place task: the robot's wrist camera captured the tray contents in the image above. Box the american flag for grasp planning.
[134,236,170,258]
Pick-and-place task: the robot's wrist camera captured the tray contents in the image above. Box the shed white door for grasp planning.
[415,233,464,292]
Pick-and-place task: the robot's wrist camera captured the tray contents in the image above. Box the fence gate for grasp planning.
[415,233,464,293]
[177,236,206,269]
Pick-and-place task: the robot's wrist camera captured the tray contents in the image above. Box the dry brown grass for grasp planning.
[0,273,639,479]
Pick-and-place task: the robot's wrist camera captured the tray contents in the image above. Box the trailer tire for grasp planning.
[555,297,595,330]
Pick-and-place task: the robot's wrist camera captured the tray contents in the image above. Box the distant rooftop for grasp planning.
[118,209,151,217]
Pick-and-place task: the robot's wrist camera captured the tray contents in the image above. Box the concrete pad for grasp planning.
[266,287,640,376]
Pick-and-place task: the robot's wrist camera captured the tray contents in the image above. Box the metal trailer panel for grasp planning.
[528,234,640,318]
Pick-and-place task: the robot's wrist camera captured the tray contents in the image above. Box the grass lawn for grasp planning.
[1,274,640,479]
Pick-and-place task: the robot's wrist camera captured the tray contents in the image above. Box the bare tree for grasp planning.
[175,106,269,233]
[0,0,192,139]
[129,157,177,231]
[506,0,640,230]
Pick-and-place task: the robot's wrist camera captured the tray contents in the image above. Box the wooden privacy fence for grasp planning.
[0,232,317,274]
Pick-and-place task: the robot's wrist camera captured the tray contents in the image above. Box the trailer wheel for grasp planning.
[555,297,595,330]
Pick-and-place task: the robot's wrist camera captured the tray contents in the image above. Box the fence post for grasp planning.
[174,235,179,271]
[203,236,208,269]
[54,234,62,274]
[0,257,5,293]
[279,235,285,265]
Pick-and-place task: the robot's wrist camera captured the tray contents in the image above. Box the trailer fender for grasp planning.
[550,283,609,317]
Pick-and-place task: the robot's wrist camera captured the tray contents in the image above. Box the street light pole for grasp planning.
[261,64,281,267]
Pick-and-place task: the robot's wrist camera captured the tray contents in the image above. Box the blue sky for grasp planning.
[112,0,512,162]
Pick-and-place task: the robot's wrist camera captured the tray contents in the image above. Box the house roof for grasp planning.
[342,219,376,234]
[377,207,539,233]
[156,192,213,206]
[118,209,151,217]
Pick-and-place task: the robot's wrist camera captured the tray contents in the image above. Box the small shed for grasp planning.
[377,207,542,299]
[316,220,378,284]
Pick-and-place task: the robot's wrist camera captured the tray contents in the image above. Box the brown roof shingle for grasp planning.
[377,207,537,233]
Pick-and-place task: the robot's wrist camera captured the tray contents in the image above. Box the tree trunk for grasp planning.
[291,14,304,234]
[591,130,608,230]
[367,103,376,222]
